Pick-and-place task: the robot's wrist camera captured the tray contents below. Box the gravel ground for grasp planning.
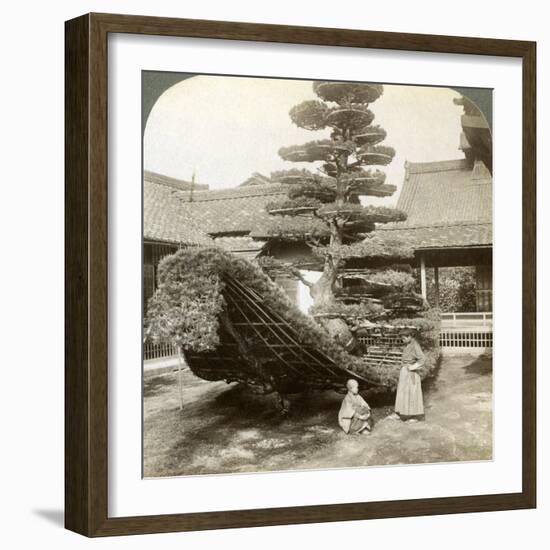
[143,354,492,477]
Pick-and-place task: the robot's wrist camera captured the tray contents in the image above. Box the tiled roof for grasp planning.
[144,158,493,251]
[380,222,492,249]
[143,176,213,245]
[393,159,491,227]
[143,170,209,192]
[379,158,492,249]
[144,173,290,244]
[175,183,288,237]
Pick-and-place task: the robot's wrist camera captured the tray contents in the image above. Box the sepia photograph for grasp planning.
[142,73,493,478]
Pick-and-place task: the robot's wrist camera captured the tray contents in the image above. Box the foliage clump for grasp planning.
[310,301,386,320]
[145,249,225,352]
[424,266,477,312]
[318,235,415,262]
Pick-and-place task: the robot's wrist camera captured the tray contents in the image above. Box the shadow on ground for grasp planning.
[143,354,492,477]
[32,509,64,527]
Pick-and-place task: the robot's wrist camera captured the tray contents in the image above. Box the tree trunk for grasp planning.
[322,317,356,352]
[309,167,357,351]
[309,256,356,351]
[310,259,338,306]
[310,217,341,307]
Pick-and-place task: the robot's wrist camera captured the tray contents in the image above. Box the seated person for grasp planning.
[338,379,371,435]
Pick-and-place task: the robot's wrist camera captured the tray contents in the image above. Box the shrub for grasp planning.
[146,247,441,391]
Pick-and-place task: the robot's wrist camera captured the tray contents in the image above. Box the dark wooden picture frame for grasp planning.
[65,12,536,537]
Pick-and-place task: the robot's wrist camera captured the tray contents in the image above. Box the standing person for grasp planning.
[391,330,426,422]
[338,379,371,435]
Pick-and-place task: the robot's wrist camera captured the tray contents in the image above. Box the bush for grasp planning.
[424,266,477,312]
[146,247,441,391]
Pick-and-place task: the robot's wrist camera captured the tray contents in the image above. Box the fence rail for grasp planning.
[440,311,492,329]
[440,331,492,349]
[439,312,493,349]
[357,335,403,350]
[144,341,178,361]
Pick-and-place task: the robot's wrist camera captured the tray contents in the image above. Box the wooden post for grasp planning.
[420,254,427,300]
[176,344,184,410]
[433,266,440,308]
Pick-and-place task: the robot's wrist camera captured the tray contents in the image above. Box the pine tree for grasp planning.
[264,81,419,345]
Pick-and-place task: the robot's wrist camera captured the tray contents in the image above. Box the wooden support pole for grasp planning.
[420,254,427,300]
[434,266,440,308]
[176,344,184,410]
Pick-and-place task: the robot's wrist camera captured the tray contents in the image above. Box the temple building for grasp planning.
[378,157,492,349]
[377,95,493,348]
[379,157,492,308]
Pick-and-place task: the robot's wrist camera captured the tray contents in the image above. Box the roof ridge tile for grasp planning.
[143,170,209,192]
[177,183,288,203]
[407,158,470,174]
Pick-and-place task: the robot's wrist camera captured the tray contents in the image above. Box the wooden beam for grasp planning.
[420,254,427,299]
[434,266,440,308]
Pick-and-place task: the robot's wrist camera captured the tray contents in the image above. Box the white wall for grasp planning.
[297,270,322,313]
[0,1,546,548]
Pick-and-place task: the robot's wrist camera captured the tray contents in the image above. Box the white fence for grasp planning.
[143,341,178,361]
[439,312,492,349]
[440,311,492,329]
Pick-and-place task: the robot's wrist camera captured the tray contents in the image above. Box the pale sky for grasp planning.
[144,75,464,205]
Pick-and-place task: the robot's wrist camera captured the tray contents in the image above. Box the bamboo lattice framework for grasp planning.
[185,275,372,393]
[184,275,412,394]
